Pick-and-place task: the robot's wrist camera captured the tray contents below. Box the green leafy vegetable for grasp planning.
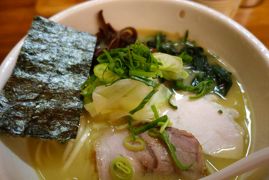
[211,64,233,96]
[153,52,189,80]
[84,79,152,119]
[94,63,120,83]
[179,51,193,64]
[147,33,183,55]
[146,31,233,97]
[179,45,232,97]
[84,79,171,122]
[175,79,215,99]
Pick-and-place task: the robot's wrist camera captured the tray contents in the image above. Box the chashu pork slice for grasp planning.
[95,127,206,180]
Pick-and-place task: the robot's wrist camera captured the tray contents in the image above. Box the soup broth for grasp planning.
[26,31,252,180]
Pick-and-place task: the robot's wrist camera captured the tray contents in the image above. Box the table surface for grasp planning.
[0,0,269,63]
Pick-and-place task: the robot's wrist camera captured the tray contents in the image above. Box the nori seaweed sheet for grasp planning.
[0,16,96,142]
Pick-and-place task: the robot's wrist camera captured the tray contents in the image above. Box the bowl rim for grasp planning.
[1,0,269,90]
[50,0,269,62]
[0,0,268,179]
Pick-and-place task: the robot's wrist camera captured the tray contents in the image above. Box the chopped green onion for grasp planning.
[129,69,159,78]
[110,156,133,180]
[148,128,160,138]
[151,105,159,119]
[168,92,178,109]
[159,119,171,133]
[133,115,168,135]
[123,136,145,152]
[130,76,158,87]
[132,52,147,63]
[103,49,115,64]
[129,85,160,115]
[96,42,161,82]
[127,116,136,140]
[160,130,192,171]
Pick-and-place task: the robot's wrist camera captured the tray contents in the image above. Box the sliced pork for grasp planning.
[167,128,206,179]
[166,94,244,159]
[95,128,206,180]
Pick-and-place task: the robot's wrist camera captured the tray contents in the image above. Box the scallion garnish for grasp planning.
[129,84,160,115]
[130,76,158,87]
[160,130,192,171]
[150,105,160,119]
[123,136,145,152]
[110,156,133,180]
[168,91,178,109]
[127,116,136,140]
[158,119,171,133]
[132,115,168,135]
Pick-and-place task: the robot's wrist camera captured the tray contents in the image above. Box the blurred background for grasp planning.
[0,0,268,62]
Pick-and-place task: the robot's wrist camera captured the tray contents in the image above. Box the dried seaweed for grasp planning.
[0,16,96,142]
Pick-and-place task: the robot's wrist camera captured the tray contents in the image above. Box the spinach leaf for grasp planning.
[175,79,215,99]
[146,31,233,97]
[211,64,233,96]
[146,33,183,55]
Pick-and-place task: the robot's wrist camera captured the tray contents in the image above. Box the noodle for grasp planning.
[28,29,252,180]
[35,142,43,166]
[63,116,87,161]
[62,125,91,171]
[46,141,59,160]
[63,140,75,162]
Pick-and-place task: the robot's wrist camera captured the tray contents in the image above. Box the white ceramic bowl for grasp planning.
[0,0,269,179]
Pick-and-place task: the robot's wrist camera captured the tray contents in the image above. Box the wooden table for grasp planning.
[0,0,269,63]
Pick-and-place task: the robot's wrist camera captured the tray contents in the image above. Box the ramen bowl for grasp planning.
[0,0,269,179]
